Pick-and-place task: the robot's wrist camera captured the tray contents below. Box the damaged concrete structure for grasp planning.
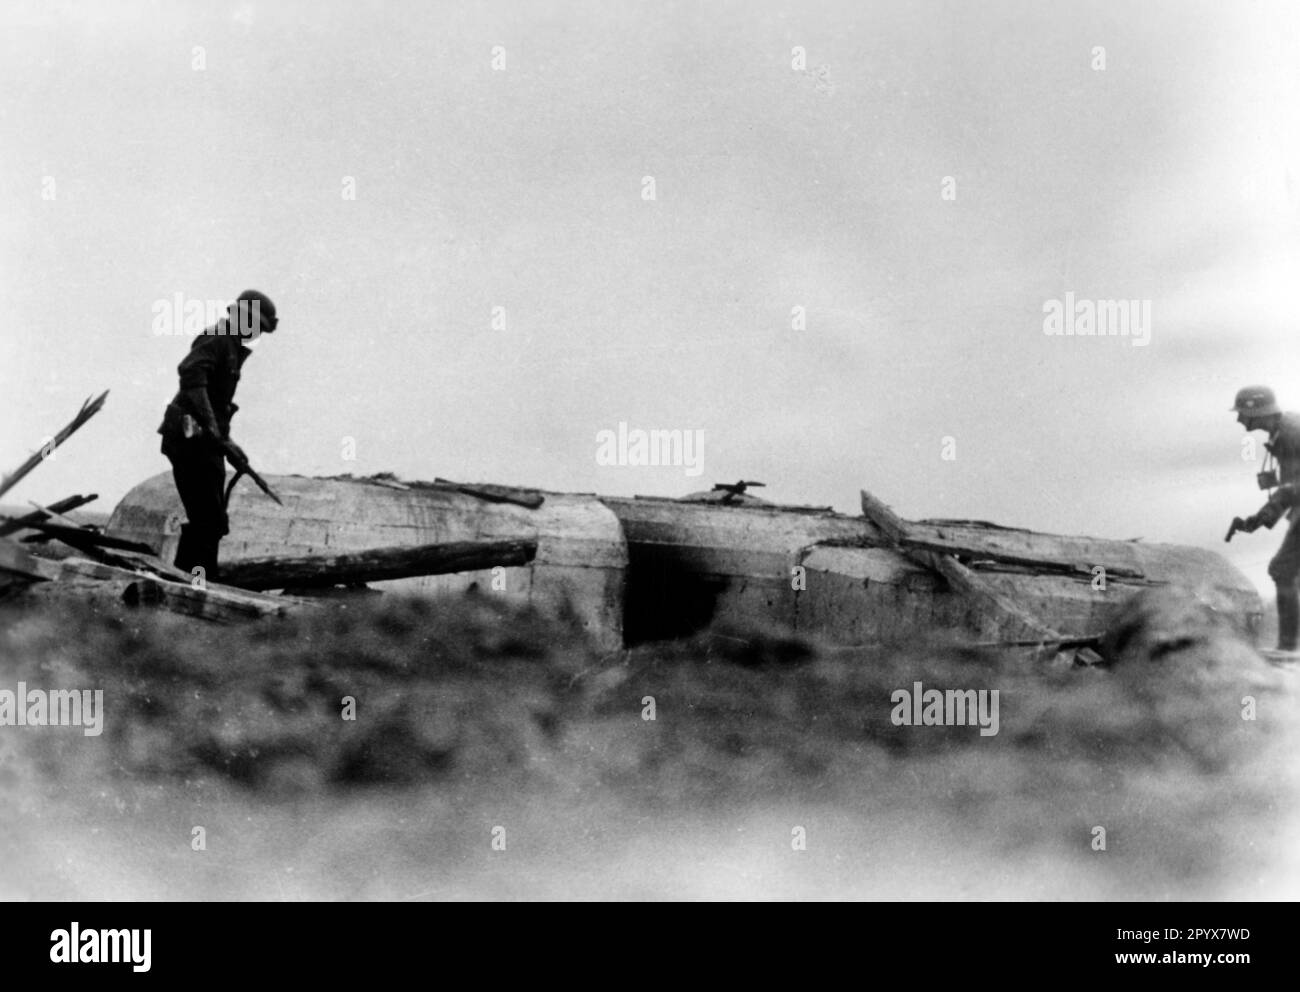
[101,471,1264,652]
[105,474,629,649]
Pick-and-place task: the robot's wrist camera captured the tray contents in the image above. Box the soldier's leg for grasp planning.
[1267,516,1300,651]
[166,445,228,583]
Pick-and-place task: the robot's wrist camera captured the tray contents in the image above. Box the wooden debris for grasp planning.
[19,521,157,556]
[70,547,195,584]
[860,489,1066,643]
[0,391,109,501]
[1074,647,1106,665]
[0,493,98,536]
[116,551,195,583]
[16,498,156,556]
[858,489,909,543]
[20,535,189,584]
[220,538,538,591]
[15,554,310,623]
[121,575,304,622]
[0,538,62,585]
[859,490,1146,579]
[921,551,1066,642]
[27,499,91,530]
[55,557,148,583]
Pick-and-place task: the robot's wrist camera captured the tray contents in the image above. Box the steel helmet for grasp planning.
[1231,385,1280,417]
[230,289,277,334]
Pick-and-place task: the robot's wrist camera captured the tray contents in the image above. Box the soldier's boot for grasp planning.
[1276,581,1298,652]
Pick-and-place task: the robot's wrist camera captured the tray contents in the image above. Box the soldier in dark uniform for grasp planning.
[157,290,277,582]
[1229,385,1300,653]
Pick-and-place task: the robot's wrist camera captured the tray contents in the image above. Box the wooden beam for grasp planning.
[0,493,98,536]
[23,536,187,583]
[121,576,303,623]
[919,550,1065,642]
[858,489,909,543]
[3,543,307,623]
[0,392,109,501]
[219,538,539,591]
[859,490,1144,579]
[19,519,158,556]
[860,489,1065,642]
[33,556,309,622]
[55,556,200,585]
[111,550,195,584]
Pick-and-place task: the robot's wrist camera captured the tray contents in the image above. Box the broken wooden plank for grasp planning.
[829,535,1149,582]
[858,489,909,543]
[19,496,156,559]
[116,551,195,584]
[19,519,158,556]
[34,555,309,622]
[27,499,92,530]
[60,546,195,584]
[0,392,109,501]
[55,556,227,590]
[220,538,538,591]
[54,557,146,582]
[2,552,275,622]
[0,493,98,536]
[28,536,185,583]
[122,576,302,622]
[0,538,62,584]
[920,551,1066,642]
[859,490,1145,579]
[860,489,1065,642]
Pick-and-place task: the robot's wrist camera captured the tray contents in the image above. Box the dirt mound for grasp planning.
[1100,587,1269,670]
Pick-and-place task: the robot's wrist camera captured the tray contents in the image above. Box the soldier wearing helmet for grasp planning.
[1227,385,1300,654]
[156,290,278,582]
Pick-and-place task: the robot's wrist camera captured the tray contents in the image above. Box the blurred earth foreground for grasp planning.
[0,588,1295,900]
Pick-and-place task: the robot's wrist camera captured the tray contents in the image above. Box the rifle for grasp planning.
[179,411,283,508]
[216,437,283,508]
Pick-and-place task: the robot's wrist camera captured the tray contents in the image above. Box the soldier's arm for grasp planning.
[1247,490,1293,530]
[176,338,224,436]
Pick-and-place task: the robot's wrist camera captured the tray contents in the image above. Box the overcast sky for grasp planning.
[2,0,1297,592]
